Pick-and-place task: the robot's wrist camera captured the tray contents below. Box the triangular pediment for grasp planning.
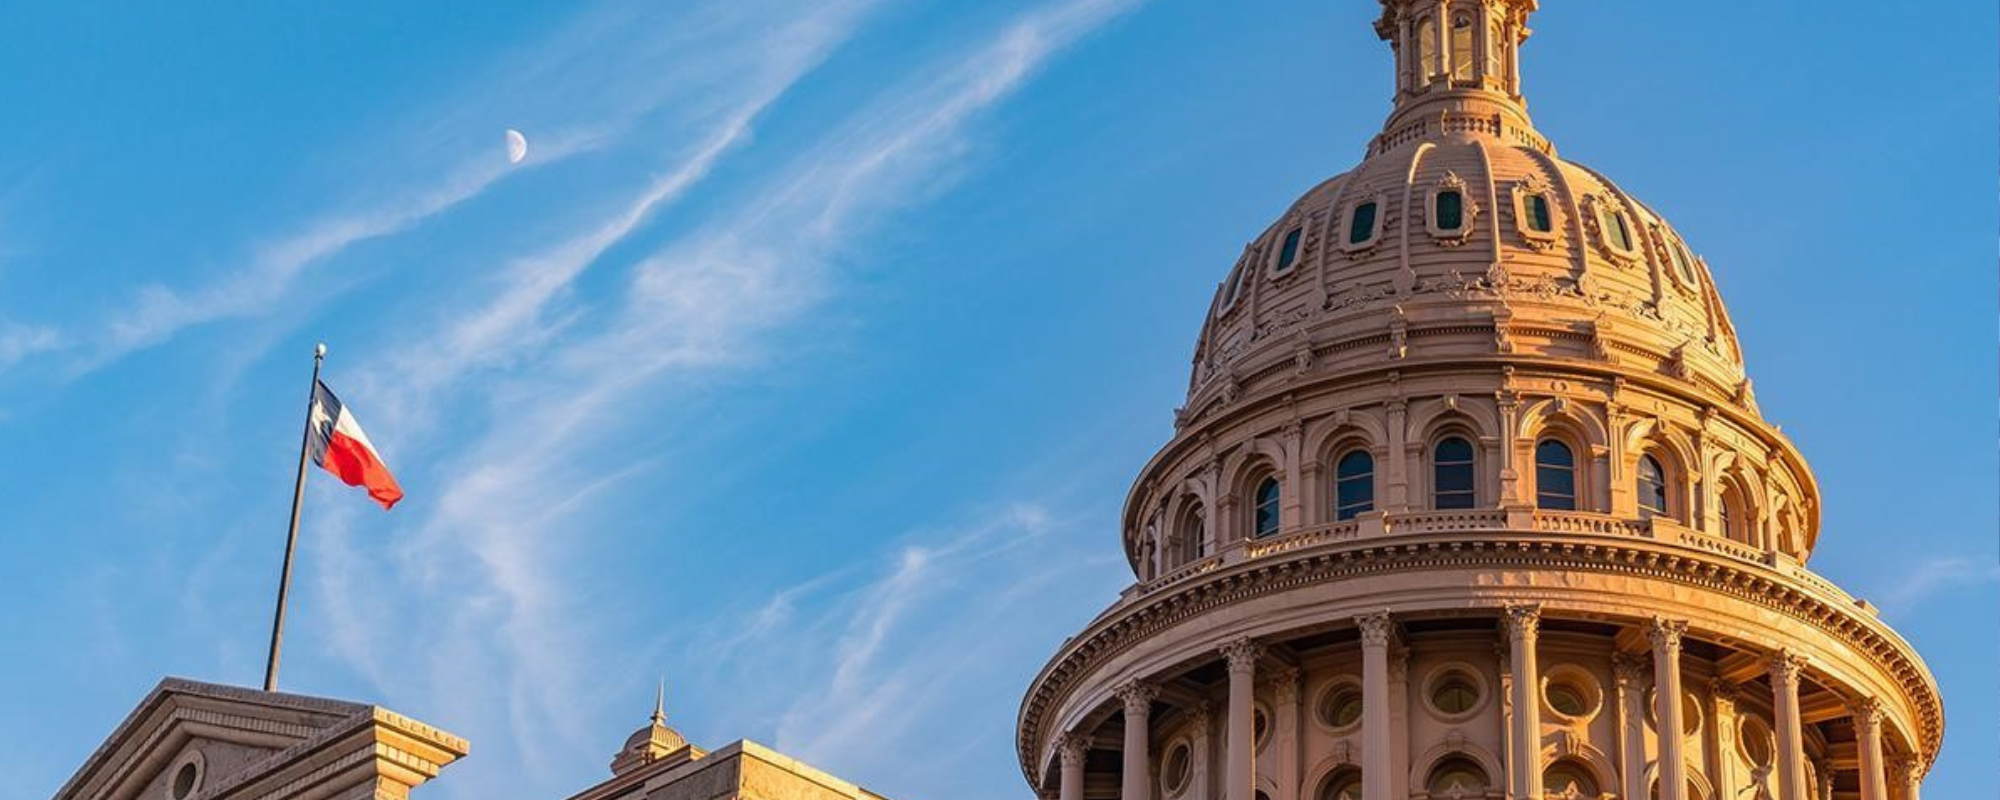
[55,678,467,800]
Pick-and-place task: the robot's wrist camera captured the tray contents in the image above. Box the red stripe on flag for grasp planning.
[320,428,404,509]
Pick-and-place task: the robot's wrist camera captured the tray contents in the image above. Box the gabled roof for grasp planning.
[53,678,468,800]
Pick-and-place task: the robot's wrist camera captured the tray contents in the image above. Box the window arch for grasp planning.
[1534,439,1577,511]
[1318,767,1364,800]
[1637,454,1670,519]
[1178,501,1208,563]
[1252,476,1282,539]
[1449,14,1474,82]
[1334,449,1375,521]
[1433,436,1477,509]
[1426,755,1490,795]
[1543,759,1600,797]
[1486,20,1504,82]
[1717,479,1751,545]
[1417,17,1438,83]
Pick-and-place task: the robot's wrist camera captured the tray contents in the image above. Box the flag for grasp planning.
[307,380,403,509]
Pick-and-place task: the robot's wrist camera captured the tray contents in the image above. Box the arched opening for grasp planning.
[1252,476,1282,539]
[1177,501,1207,563]
[1433,436,1477,509]
[1334,449,1375,521]
[1717,479,1752,545]
[1543,759,1600,797]
[1450,14,1475,82]
[1486,19,1505,82]
[1417,18,1438,84]
[1318,767,1364,800]
[1426,755,1490,795]
[1637,453,1670,520]
[1534,439,1578,511]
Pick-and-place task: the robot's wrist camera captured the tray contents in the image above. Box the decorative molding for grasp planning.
[1356,611,1395,647]
[1646,617,1688,653]
[1116,681,1159,715]
[1502,603,1541,641]
[1222,637,1264,675]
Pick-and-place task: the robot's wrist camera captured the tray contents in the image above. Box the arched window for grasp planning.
[1433,436,1477,509]
[1348,201,1379,245]
[1335,450,1375,521]
[1319,767,1364,800]
[1179,502,1207,561]
[1543,760,1600,797]
[1275,227,1303,273]
[1253,477,1282,538]
[1427,756,1490,794]
[1637,454,1669,519]
[1417,18,1438,83]
[1718,481,1749,544]
[1434,189,1464,231]
[1603,207,1635,252]
[1486,20,1505,81]
[1668,236,1699,286]
[1534,439,1577,511]
[1450,15,1475,82]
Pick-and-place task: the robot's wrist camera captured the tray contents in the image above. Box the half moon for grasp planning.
[505,129,528,164]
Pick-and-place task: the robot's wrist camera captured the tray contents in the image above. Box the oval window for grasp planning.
[1318,683,1364,730]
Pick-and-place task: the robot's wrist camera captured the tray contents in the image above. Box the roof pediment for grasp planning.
[54,678,467,800]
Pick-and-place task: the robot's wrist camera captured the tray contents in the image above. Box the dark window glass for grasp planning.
[1606,210,1633,251]
[1433,436,1477,509]
[1544,762,1600,797]
[1535,439,1577,510]
[1431,674,1480,714]
[1436,190,1464,230]
[1319,685,1364,729]
[1183,504,1207,559]
[1253,477,1282,538]
[1428,758,1489,794]
[1527,194,1553,232]
[1637,455,1669,519]
[1321,771,1364,800]
[1276,227,1303,272]
[1349,202,1378,244]
[1670,239,1697,283]
[1335,450,1375,521]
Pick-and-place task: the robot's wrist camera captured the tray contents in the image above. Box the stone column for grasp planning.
[1810,758,1835,800]
[1768,651,1809,800]
[1358,612,1394,800]
[1612,655,1650,800]
[1708,680,1739,800]
[1852,699,1888,800]
[1503,605,1543,800]
[1058,734,1088,800]
[1385,398,1410,510]
[1649,619,1689,800]
[1118,682,1157,800]
[1889,755,1921,800]
[1223,638,1262,800]
[1271,665,1303,800]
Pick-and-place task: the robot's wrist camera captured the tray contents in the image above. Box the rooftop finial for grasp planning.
[651,675,666,726]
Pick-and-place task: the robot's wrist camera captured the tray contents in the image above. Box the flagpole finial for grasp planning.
[314,342,327,360]
[652,675,666,725]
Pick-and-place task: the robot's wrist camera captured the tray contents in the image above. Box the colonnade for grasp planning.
[1051,609,1913,800]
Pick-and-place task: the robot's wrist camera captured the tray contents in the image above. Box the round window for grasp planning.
[1738,714,1775,769]
[1316,682,1364,731]
[1161,740,1192,795]
[167,751,205,800]
[172,764,198,800]
[1645,689,1703,736]
[1425,667,1486,719]
[1541,666,1603,721]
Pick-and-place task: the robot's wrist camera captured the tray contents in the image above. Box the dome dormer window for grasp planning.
[1510,177,1558,249]
[1436,190,1463,230]
[1426,174,1476,245]
[1585,196,1641,261]
[1341,197,1385,251]
[1273,226,1303,274]
[1666,234,1700,290]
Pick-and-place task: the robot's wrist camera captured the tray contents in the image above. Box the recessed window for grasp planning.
[1534,439,1577,511]
[1317,682,1364,730]
[1603,207,1635,252]
[1525,193,1553,233]
[1433,437,1477,510]
[1275,227,1303,273]
[1334,449,1375,521]
[168,752,205,800]
[1348,201,1379,245]
[1637,455,1669,519]
[1219,262,1246,310]
[1486,20,1505,80]
[1450,15,1474,82]
[1428,756,1490,795]
[1435,190,1464,231]
[1428,668,1483,716]
[1253,477,1282,538]
[1320,768,1365,800]
[1718,481,1749,543]
[1180,502,1207,561]
[172,764,198,800]
[1544,760,1600,797]
[1542,666,1603,721]
[1417,18,1438,83]
[1669,236,1699,285]
[1162,740,1193,795]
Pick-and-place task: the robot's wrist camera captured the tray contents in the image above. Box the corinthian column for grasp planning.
[1358,612,1394,800]
[1768,650,1809,800]
[1222,638,1263,800]
[1889,755,1922,800]
[1648,619,1689,800]
[1117,681,1157,800]
[1852,698,1888,800]
[1503,605,1542,800]
[1058,734,1088,800]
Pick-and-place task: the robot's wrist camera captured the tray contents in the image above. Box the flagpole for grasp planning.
[264,342,325,693]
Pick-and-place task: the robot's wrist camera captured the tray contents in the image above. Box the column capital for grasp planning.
[1356,611,1395,647]
[1646,617,1689,652]
[1707,678,1739,705]
[1502,603,1542,641]
[1264,663,1302,703]
[1767,649,1809,686]
[1056,733,1090,768]
[1189,700,1214,736]
[1116,681,1158,714]
[1222,637,1264,675]
[1849,696,1886,729]
[1888,754,1920,783]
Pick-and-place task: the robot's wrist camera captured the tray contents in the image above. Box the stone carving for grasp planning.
[1502,603,1541,640]
[1647,617,1689,652]
[1356,611,1395,647]
[1116,681,1158,714]
[1221,637,1263,675]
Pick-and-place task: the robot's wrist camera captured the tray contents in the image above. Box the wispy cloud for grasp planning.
[1874,555,2000,614]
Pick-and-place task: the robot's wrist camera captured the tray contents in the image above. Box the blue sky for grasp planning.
[0,2,1991,799]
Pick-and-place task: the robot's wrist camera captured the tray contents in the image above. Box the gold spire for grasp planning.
[651,675,666,726]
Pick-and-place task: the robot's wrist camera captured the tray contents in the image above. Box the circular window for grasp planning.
[1315,681,1364,732]
[1738,714,1776,769]
[1253,703,1272,752]
[1424,665,1488,721]
[167,751,205,800]
[1541,666,1603,722]
[1161,740,1193,795]
[1645,689,1703,737]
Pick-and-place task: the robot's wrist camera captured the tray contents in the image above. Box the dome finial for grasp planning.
[651,675,666,726]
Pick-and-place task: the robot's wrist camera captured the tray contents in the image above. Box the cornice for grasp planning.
[1021,524,1942,787]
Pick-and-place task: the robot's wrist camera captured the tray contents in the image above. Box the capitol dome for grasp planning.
[1019,3,1941,800]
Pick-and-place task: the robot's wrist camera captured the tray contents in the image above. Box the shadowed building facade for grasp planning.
[1015,3,1943,800]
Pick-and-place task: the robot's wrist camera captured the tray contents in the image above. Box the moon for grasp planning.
[505,129,528,164]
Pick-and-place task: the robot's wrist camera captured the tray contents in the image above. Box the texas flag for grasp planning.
[307,380,404,509]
